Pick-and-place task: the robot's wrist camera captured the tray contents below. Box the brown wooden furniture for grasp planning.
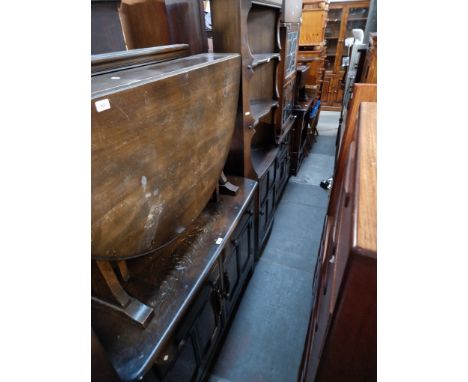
[361,32,377,84]
[320,0,370,110]
[92,52,240,261]
[93,177,258,382]
[91,44,189,75]
[277,21,300,141]
[120,0,208,55]
[91,0,208,55]
[211,0,291,254]
[298,88,376,382]
[290,97,313,175]
[91,50,241,329]
[297,0,329,100]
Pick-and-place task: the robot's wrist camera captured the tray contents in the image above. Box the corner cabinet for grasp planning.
[211,0,289,254]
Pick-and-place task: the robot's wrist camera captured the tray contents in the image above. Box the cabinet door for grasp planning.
[223,208,255,316]
[154,264,222,382]
[300,10,326,46]
[162,333,199,382]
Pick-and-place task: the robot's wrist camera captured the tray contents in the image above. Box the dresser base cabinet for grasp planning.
[92,177,258,382]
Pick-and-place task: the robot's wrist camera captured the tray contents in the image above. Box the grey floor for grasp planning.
[209,111,340,382]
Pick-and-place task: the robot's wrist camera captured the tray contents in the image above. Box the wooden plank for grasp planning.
[354,102,377,255]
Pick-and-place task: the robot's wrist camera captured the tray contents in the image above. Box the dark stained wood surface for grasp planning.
[92,177,257,382]
[165,0,208,54]
[91,53,241,260]
[91,44,189,75]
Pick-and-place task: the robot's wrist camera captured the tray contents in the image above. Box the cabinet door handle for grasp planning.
[247,208,254,216]
[231,239,239,248]
[259,210,265,216]
[177,339,185,352]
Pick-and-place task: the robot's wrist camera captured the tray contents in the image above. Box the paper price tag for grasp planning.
[95,98,111,112]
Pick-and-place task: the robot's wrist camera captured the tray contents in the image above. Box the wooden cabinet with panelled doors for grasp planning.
[321,0,370,110]
[92,178,258,382]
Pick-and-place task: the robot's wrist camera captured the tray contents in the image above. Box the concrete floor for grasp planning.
[208,111,340,382]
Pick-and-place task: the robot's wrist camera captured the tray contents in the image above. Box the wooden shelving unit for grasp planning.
[297,0,329,101]
[211,0,287,254]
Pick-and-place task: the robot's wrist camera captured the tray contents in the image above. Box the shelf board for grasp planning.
[348,17,368,21]
[325,36,339,39]
[251,144,279,178]
[250,53,280,69]
[249,98,278,122]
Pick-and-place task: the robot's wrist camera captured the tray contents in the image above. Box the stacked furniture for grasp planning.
[320,0,370,110]
[297,0,329,101]
[91,49,262,382]
[298,84,377,382]
[211,0,296,255]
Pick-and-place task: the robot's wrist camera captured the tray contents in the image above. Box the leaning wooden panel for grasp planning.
[91,53,241,260]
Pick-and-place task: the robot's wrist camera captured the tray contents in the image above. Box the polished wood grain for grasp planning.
[119,0,171,49]
[165,0,208,54]
[299,9,326,46]
[354,102,376,255]
[119,0,208,55]
[92,177,257,382]
[91,53,240,260]
[91,44,189,75]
